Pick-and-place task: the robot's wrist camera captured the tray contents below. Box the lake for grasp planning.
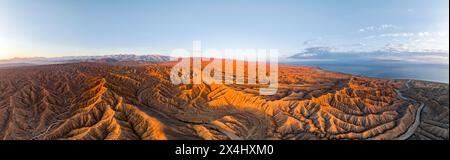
[283,59,449,83]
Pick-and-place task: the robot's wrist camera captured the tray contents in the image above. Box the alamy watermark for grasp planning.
[169,41,278,95]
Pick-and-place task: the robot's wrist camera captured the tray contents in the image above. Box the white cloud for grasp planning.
[380,32,415,37]
[358,24,399,32]
[382,32,449,53]
[365,32,415,39]
[417,32,431,37]
[302,37,325,46]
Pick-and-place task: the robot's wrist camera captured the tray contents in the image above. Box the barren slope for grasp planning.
[0,61,447,140]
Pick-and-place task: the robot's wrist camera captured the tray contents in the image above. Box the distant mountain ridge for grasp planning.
[288,47,449,64]
[0,54,171,67]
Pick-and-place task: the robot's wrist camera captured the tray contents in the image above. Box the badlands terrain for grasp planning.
[0,59,448,140]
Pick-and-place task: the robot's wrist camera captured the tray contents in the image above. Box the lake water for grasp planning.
[283,59,449,83]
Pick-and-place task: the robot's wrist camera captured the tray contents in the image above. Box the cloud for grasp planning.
[365,33,415,39]
[302,38,325,46]
[380,32,415,37]
[363,31,449,52]
[292,27,449,64]
[365,31,448,40]
[358,24,399,32]
[302,39,316,46]
[383,36,449,53]
[289,46,449,64]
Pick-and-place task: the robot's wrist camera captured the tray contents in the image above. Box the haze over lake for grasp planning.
[284,59,449,83]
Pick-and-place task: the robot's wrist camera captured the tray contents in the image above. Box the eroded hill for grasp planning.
[0,62,448,140]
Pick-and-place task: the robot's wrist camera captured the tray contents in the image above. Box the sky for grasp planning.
[0,0,448,61]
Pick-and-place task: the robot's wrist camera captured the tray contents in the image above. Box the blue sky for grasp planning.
[0,0,448,61]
